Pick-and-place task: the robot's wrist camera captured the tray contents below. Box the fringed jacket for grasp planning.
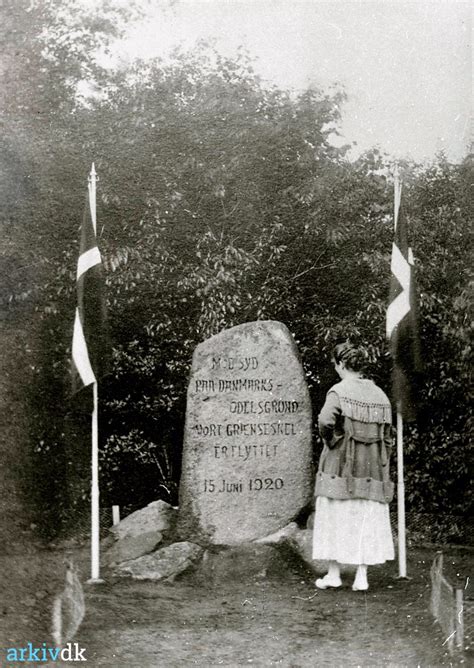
[314,377,394,504]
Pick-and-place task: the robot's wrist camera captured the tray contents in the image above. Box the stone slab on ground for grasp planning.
[253,522,299,544]
[288,527,356,575]
[178,321,313,545]
[104,531,163,566]
[111,500,175,540]
[197,543,291,584]
[113,541,203,581]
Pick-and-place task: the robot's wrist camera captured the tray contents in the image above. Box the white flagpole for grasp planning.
[393,162,401,228]
[87,163,103,583]
[90,381,101,581]
[89,163,97,234]
[396,404,407,577]
[393,163,407,578]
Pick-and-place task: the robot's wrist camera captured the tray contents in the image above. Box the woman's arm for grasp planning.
[318,391,342,447]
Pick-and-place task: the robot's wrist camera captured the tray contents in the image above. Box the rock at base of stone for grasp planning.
[103,531,163,567]
[253,522,299,545]
[196,543,292,584]
[100,534,115,551]
[288,528,356,575]
[288,528,322,574]
[111,500,176,540]
[113,541,203,580]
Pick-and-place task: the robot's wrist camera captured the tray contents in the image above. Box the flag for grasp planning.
[71,169,107,393]
[386,186,421,420]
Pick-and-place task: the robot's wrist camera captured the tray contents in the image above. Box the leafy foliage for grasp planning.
[1,2,471,541]
[401,156,473,523]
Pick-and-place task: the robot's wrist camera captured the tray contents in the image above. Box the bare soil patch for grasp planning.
[1,542,472,666]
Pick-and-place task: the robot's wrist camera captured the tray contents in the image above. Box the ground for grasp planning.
[1,540,472,667]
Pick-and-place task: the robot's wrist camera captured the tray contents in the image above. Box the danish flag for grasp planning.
[71,165,107,392]
[386,181,421,420]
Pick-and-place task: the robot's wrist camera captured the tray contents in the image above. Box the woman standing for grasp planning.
[313,342,395,591]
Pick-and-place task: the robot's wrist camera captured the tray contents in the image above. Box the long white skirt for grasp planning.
[312,496,395,565]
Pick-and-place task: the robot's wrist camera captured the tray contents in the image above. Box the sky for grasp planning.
[111,0,471,163]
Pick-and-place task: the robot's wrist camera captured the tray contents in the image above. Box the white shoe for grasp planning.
[315,574,342,589]
[352,580,369,591]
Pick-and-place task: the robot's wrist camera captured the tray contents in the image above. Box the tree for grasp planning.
[2,4,470,541]
[0,0,150,537]
[400,155,473,539]
[0,0,150,304]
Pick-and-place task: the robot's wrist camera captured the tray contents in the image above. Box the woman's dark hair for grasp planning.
[332,342,368,373]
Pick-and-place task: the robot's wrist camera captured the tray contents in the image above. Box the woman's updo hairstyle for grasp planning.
[332,342,368,373]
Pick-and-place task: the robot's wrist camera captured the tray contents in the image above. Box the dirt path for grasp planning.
[74,556,454,667]
[1,545,470,667]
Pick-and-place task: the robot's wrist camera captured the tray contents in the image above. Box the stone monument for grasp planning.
[177,321,313,545]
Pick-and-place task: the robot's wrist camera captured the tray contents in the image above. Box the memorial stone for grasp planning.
[177,320,313,545]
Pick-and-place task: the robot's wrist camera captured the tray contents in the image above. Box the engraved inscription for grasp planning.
[249,477,284,491]
[202,477,284,493]
[195,378,273,392]
[217,378,273,392]
[213,443,279,460]
[178,321,313,545]
[192,422,297,438]
[211,356,259,370]
[229,400,299,414]
[195,379,215,393]
[192,423,223,437]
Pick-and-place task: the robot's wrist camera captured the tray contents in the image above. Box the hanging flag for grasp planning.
[386,183,421,420]
[71,165,107,393]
